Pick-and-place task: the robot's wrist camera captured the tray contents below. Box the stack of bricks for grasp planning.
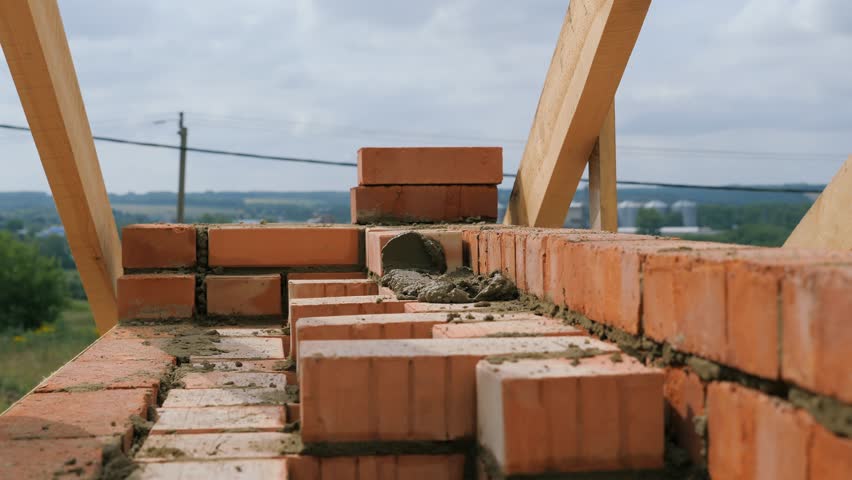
[463,225,852,479]
[2,147,851,479]
[350,147,502,224]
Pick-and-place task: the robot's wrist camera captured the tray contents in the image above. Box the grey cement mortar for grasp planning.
[381,267,519,303]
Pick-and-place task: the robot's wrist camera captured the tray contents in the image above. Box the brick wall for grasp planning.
[463,225,852,479]
[2,221,850,479]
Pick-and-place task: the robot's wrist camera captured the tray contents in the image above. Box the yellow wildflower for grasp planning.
[35,324,56,334]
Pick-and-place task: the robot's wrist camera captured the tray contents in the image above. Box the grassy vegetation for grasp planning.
[0,300,98,412]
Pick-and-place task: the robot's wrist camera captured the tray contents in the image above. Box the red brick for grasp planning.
[151,406,286,434]
[117,274,195,321]
[297,312,545,355]
[288,279,378,300]
[102,323,189,340]
[294,313,444,359]
[35,358,172,393]
[642,248,740,361]
[214,327,286,337]
[187,360,298,385]
[0,437,103,478]
[523,231,550,298]
[136,459,288,477]
[642,247,849,378]
[486,230,504,275]
[0,389,154,451]
[190,337,285,361]
[76,338,174,364]
[403,302,495,313]
[461,229,480,273]
[782,265,852,403]
[162,387,284,408]
[514,233,527,291]
[208,225,362,267]
[365,228,463,276]
[189,359,295,374]
[663,368,706,463]
[707,382,813,480]
[206,274,282,316]
[478,230,490,274]
[477,355,664,475]
[395,454,467,479]
[287,271,366,281]
[137,431,293,461]
[122,223,196,269]
[288,295,408,352]
[810,423,852,479]
[351,185,497,224]
[432,317,583,339]
[357,146,502,185]
[287,454,466,480]
[724,249,852,379]
[181,371,287,389]
[544,233,645,316]
[299,336,617,442]
[500,231,517,282]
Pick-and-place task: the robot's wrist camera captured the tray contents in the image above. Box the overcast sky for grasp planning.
[1,0,851,194]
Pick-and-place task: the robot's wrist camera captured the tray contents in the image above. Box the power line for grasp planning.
[0,123,358,168]
[0,123,824,194]
[186,112,846,161]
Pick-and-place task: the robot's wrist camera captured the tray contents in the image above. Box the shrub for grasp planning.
[0,232,68,332]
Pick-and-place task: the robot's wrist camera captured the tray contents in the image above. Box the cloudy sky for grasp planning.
[1,0,850,193]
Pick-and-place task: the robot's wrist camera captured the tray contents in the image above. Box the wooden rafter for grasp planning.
[504,0,651,227]
[588,102,618,231]
[784,156,852,250]
[0,0,122,333]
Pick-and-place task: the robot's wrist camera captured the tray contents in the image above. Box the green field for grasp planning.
[0,300,98,412]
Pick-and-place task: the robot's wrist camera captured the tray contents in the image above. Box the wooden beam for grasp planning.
[0,0,122,333]
[504,0,651,227]
[588,102,618,231]
[784,156,852,250]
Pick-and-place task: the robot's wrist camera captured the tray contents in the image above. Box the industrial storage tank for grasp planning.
[672,199,698,227]
[565,201,587,228]
[617,200,642,228]
[643,200,668,215]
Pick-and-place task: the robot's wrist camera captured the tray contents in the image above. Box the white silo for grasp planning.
[672,200,698,227]
[618,200,642,228]
[643,200,668,215]
[565,201,587,228]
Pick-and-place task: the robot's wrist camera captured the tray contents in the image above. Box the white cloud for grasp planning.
[0,0,848,194]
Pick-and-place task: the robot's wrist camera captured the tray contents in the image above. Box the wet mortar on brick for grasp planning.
[378,231,520,303]
[382,268,519,303]
[381,230,448,273]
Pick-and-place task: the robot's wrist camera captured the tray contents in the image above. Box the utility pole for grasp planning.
[176,112,188,223]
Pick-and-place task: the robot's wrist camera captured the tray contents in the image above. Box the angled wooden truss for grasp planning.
[1,0,849,338]
[504,0,651,228]
[0,1,122,333]
[784,156,852,250]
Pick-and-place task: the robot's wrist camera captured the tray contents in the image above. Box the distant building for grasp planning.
[659,226,717,236]
[565,201,587,228]
[671,200,698,227]
[643,200,668,215]
[36,225,65,238]
[617,200,642,228]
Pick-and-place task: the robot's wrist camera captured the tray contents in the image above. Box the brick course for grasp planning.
[117,274,195,321]
[351,185,497,224]
[357,146,502,185]
[206,274,282,316]
[122,223,196,268]
[208,225,362,267]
